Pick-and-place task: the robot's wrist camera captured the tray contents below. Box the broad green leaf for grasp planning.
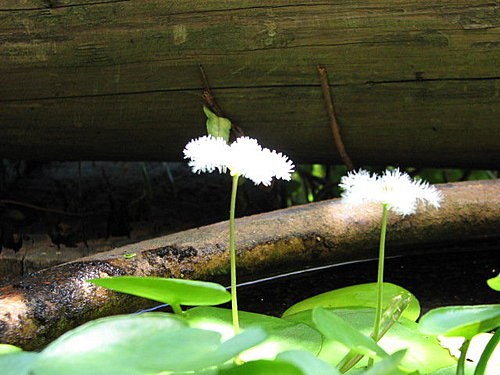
[430,362,479,375]
[0,344,22,355]
[32,312,261,374]
[0,352,38,375]
[277,350,340,375]
[362,350,407,375]
[207,327,268,366]
[88,276,231,306]
[286,307,455,373]
[312,307,388,359]
[34,313,186,374]
[283,283,420,321]
[419,305,500,340]
[185,306,322,361]
[487,275,500,291]
[220,359,303,375]
[203,105,232,142]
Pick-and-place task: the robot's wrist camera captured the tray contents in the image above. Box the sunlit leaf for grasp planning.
[0,344,22,355]
[203,105,232,142]
[208,327,268,366]
[283,283,420,322]
[312,307,387,359]
[185,306,322,361]
[30,312,262,374]
[419,305,500,340]
[286,307,455,372]
[0,352,38,375]
[487,275,500,291]
[429,362,478,375]
[220,359,303,374]
[88,276,231,306]
[277,350,340,375]
[362,350,407,375]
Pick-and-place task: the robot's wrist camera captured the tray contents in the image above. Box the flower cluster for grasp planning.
[339,168,442,216]
[183,135,295,186]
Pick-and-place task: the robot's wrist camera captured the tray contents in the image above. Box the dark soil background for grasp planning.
[1,160,498,312]
[0,161,288,282]
[232,243,499,316]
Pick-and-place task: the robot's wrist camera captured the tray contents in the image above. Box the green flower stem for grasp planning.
[457,339,471,375]
[373,204,389,342]
[170,303,183,315]
[339,293,411,373]
[230,174,240,335]
[474,329,499,375]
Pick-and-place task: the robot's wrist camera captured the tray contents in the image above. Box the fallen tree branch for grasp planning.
[0,180,499,349]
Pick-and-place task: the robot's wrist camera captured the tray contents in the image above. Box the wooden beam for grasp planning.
[0,1,498,166]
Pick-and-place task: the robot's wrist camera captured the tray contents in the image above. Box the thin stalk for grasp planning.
[338,293,411,373]
[457,339,471,375]
[170,303,183,315]
[368,203,389,368]
[474,329,499,375]
[373,204,389,341]
[229,174,240,335]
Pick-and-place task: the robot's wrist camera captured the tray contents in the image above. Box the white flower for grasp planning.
[183,135,230,174]
[339,168,442,216]
[183,135,294,186]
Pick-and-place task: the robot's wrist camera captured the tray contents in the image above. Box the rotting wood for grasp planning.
[0,179,499,349]
[0,1,498,166]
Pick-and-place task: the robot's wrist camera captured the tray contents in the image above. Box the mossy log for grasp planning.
[0,1,499,167]
[0,179,499,349]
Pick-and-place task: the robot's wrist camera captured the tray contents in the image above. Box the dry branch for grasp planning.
[0,179,499,349]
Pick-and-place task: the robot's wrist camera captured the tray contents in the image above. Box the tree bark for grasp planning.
[0,1,498,167]
[0,179,499,349]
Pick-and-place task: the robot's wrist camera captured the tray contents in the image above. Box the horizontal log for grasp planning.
[0,179,499,349]
[0,1,498,166]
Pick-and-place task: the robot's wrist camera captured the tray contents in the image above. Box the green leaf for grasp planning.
[362,350,408,375]
[31,312,262,374]
[283,283,420,322]
[203,105,232,142]
[419,305,500,340]
[88,276,231,306]
[207,327,268,366]
[185,306,322,361]
[286,307,455,373]
[0,344,22,355]
[0,352,38,375]
[429,362,479,375]
[312,307,388,359]
[220,359,304,375]
[277,350,341,375]
[487,275,500,291]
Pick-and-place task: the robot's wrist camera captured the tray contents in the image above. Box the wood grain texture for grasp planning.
[0,1,498,165]
[0,179,499,349]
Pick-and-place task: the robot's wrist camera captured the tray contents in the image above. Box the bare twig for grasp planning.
[317,64,355,170]
[198,64,245,140]
[199,63,223,116]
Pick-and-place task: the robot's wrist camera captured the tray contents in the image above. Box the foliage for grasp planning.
[282,282,420,322]
[3,275,498,374]
[203,106,232,143]
[89,277,231,315]
[2,111,498,374]
[287,165,497,206]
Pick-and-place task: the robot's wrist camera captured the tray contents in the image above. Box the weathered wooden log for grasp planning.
[0,1,498,166]
[0,179,499,349]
